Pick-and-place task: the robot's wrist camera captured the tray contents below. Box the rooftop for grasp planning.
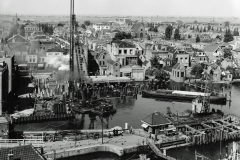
[0,145,45,160]
[141,111,171,126]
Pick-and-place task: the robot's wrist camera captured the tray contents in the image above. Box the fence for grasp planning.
[0,139,45,148]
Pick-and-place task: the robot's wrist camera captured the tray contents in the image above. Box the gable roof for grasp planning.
[8,42,30,52]
[0,145,45,160]
[203,45,219,52]
[142,111,171,126]
[7,34,29,42]
[131,22,144,31]
[172,63,185,70]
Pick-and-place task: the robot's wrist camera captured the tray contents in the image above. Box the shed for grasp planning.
[141,111,171,135]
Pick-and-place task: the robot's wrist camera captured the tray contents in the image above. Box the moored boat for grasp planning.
[142,90,226,105]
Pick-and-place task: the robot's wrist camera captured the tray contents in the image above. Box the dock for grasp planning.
[146,138,176,160]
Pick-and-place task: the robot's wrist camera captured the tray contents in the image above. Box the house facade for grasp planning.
[171,63,186,82]
[131,22,147,39]
[107,40,138,66]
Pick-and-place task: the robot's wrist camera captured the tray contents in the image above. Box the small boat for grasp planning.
[142,90,226,105]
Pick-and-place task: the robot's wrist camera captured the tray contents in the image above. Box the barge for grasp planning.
[142,90,227,105]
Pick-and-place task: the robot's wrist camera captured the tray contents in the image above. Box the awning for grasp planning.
[19,64,27,67]
[141,123,149,128]
[38,64,44,67]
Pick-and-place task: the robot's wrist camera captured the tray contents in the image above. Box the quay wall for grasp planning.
[44,144,141,159]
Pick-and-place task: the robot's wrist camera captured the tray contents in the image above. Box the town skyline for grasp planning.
[0,0,240,18]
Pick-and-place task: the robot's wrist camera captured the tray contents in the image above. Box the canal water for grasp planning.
[15,82,240,159]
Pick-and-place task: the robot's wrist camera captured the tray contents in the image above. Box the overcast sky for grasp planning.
[0,0,239,17]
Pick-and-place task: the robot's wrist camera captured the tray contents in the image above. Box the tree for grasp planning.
[145,68,155,76]
[203,27,206,32]
[81,24,86,29]
[75,21,79,28]
[207,24,211,31]
[150,56,160,69]
[224,21,230,28]
[8,23,19,38]
[224,28,234,42]
[216,35,221,40]
[57,23,65,27]
[19,25,25,37]
[153,27,158,32]
[165,25,173,39]
[223,48,232,58]
[174,28,181,40]
[190,63,203,78]
[147,34,151,40]
[194,20,198,24]
[154,69,168,79]
[196,35,200,43]
[84,20,91,26]
[233,28,239,36]
[114,31,132,40]
[188,34,192,38]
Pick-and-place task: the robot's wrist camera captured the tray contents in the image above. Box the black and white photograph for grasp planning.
[0,0,240,159]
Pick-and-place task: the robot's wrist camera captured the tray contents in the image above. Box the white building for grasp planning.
[93,23,111,31]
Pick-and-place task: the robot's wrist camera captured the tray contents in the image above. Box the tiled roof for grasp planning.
[142,111,171,126]
[172,63,185,70]
[203,45,218,52]
[142,60,149,66]
[7,34,29,42]
[107,59,118,65]
[131,22,142,31]
[34,35,47,40]
[162,57,171,62]
[163,66,172,72]
[8,42,30,52]
[0,145,45,160]
[233,47,240,52]
[112,40,135,48]
[47,46,65,52]
[167,46,176,54]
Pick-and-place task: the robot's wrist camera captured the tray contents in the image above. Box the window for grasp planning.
[103,55,105,59]
[185,57,187,59]
[130,49,132,54]
[177,72,179,77]
[181,72,184,77]
[119,50,122,54]
[99,61,101,65]
[103,61,105,65]
[29,58,32,62]
[116,70,118,72]
[124,50,127,54]
[33,58,35,62]
[141,29,143,31]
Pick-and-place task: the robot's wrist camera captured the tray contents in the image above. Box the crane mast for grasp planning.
[69,0,75,99]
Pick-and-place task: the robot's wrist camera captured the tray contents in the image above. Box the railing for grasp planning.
[146,138,176,160]
[0,139,45,148]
